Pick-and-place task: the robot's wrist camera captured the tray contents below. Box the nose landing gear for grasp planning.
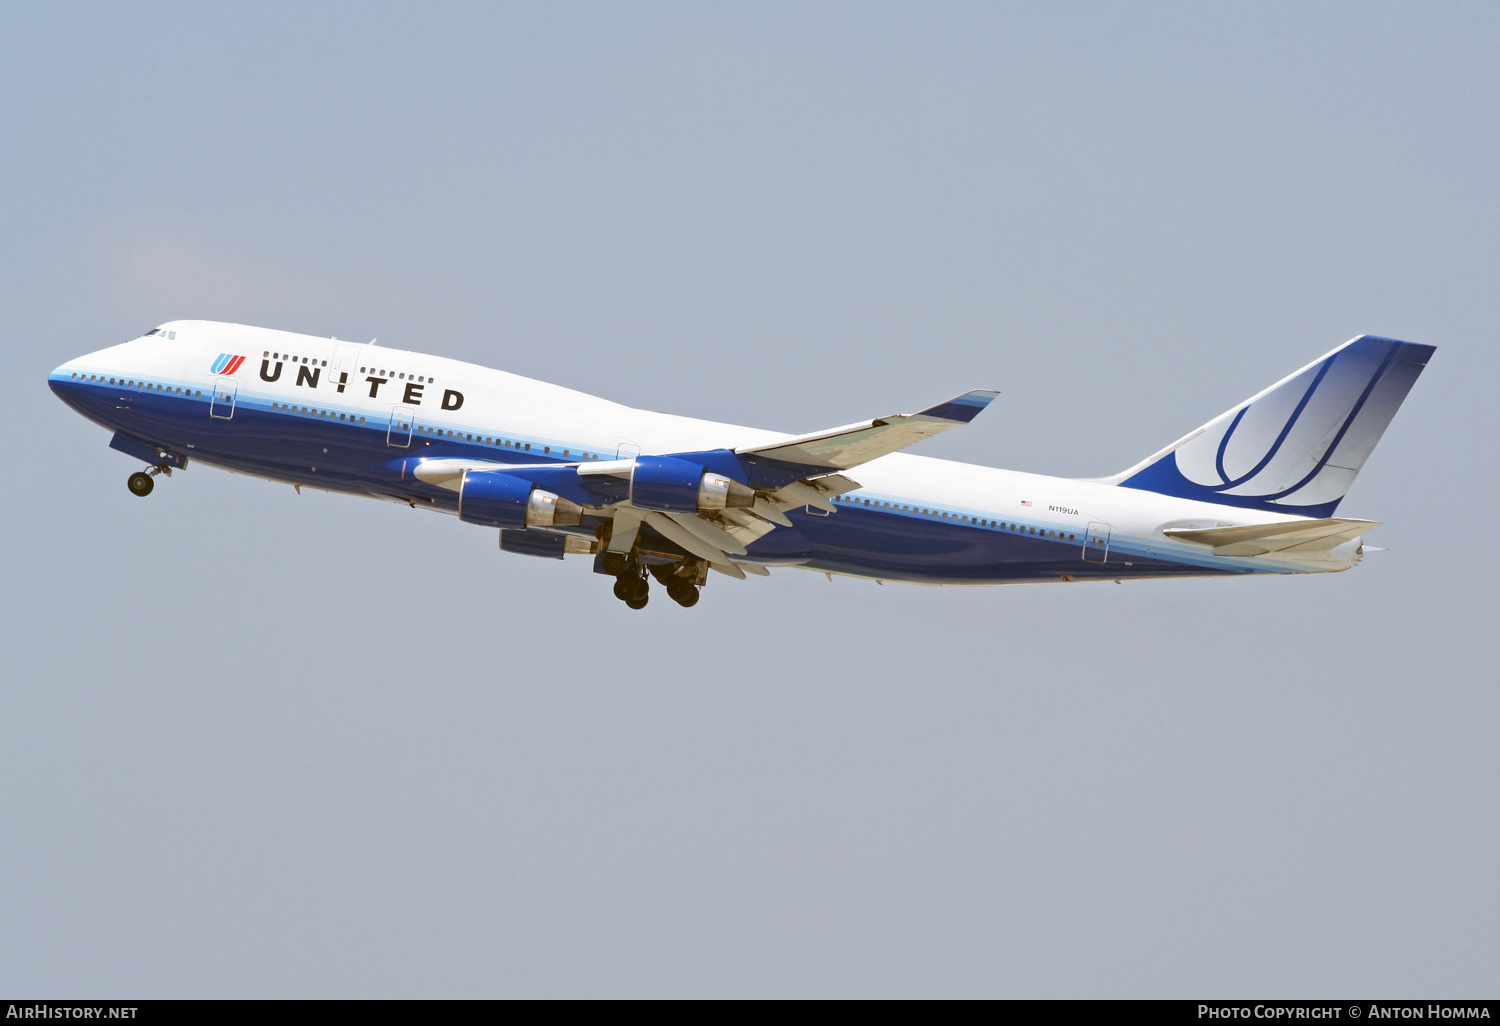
[127,463,173,497]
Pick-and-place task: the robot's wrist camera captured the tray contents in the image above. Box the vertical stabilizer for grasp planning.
[1114,336,1435,517]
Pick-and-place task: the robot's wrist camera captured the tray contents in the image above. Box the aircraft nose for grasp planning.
[50,363,79,392]
[49,362,95,412]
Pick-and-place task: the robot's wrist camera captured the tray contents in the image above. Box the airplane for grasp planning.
[48,323,1434,609]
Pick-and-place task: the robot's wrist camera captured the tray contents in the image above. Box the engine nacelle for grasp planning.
[630,455,755,513]
[459,469,583,529]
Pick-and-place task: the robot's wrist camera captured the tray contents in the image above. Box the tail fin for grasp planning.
[1114,335,1435,517]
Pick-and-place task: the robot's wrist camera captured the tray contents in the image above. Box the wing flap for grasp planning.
[644,511,733,562]
[659,511,748,556]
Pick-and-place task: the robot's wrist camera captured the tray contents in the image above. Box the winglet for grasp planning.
[916,390,1000,424]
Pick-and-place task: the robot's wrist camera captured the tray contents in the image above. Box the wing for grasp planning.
[616,390,999,570]
[407,389,999,575]
[737,390,999,471]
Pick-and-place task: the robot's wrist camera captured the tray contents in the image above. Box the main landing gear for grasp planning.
[665,579,700,607]
[601,551,703,610]
[612,571,651,610]
[127,464,173,497]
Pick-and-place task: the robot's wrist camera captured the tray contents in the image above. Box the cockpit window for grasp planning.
[143,327,178,339]
[144,328,159,336]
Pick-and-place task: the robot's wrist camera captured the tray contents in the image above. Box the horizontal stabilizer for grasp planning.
[740,390,998,472]
[1162,517,1379,556]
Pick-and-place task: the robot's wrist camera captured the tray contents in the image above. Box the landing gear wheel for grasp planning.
[613,573,649,606]
[601,551,628,575]
[128,471,154,497]
[667,581,699,607]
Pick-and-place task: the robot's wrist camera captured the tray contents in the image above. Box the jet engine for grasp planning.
[630,455,755,513]
[458,469,583,529]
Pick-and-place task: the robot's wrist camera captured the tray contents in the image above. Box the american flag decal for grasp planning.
[1020,500,1032,507]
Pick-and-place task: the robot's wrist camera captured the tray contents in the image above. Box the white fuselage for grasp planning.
[50,321,1365,586]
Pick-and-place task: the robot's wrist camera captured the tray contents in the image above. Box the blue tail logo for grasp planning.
[1118,335,1434,517]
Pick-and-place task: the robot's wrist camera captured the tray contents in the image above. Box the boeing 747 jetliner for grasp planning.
[49,324,1432,609]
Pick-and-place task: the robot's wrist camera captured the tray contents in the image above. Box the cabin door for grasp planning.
[331,344,361,394]
[1082,522,1111,564]
[387,405,414,447]
[210,379,237,420]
